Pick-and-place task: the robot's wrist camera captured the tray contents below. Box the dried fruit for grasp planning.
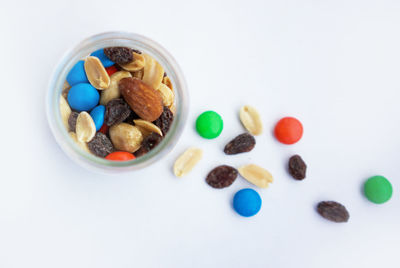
[206,165,238,189]
[173,148,203,177]
[60,96,71,130]
[84,56,110,89]
[76,111,96,142]
[317,201,350,223]
[153,106,174,135]
[69,132,91,153]
[104,47,133,65]
[87,132,115,157]
[239,105,263,135]
[288,155,307,180]
[162,76,173,91]
[238,164,273,188]
[134,133,163,157]
[157,83,174,107]
[120,52,145,72]
[119,77,163,122]
[109,123,143,152]
[133,119,163,136]
[142,54,164,90]
[68,111,79,132]
[224,133,256,155]
[104,98,131,126]
[100,71,132,105]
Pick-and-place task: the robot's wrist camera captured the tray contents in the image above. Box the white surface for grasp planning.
[0,0,399,267]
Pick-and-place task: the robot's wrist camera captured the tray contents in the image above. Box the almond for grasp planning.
[119,77,163,122]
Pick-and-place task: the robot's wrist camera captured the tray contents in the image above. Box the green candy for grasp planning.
[364,175,393,204]
[196,111,223,139]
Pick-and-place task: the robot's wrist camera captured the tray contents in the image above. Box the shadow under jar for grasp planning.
[46,32,189,173]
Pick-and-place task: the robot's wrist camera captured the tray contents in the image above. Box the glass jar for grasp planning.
[46,32,189,173]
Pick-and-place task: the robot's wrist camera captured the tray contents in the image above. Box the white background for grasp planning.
[0,0,399,267]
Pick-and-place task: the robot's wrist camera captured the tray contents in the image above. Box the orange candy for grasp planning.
[105,151,136,161]
[274,117,303,145]
[105,66,118,76]
[99,124,109,135]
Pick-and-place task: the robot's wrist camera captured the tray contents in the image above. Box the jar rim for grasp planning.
[46,32,189,173]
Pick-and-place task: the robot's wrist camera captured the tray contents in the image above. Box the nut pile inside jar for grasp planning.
[60,47,175,161]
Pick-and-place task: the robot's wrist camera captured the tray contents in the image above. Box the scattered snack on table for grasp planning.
[238,164,273,188]
[206,165,238,188]
[60,47,175,160]
[196,111,224,139]
[233,188,262,217]
[224,133,255,155]
[288,155,307,180]
[173,147,203,177]
[274,117,303,145]
[364,175,392,204]
[317,201,349,223]
[239,105,263,135]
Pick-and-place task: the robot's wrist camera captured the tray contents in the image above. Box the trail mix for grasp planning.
[60,47,175,160]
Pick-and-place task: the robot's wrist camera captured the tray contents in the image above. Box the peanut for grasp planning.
[238,164,273,188]
[109,123,143,153]
[100,71,132,105]
[60,96,71,130]
[173,148,203,177]
[120,52,146,72]
[84,56,110,90]
[76,112,96,142]
[239,105,263,135]
[142,54,164,90]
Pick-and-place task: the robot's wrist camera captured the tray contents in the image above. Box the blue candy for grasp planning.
[66,60,88,86]
[233,188,262,217]
[91,49,114,67]
[67,83,100,112]
[90,105,106,131]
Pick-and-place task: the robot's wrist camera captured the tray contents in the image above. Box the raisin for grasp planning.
[134,133,163,157]
[104,98,131,126]
[123,109,140,125]
[224,133,256,155]
[88,132,115,158]
[132,48,142,54]
[317,201,349,223]
[153,106,174,135]
[206,165,238,189]
[68,111,79,132]
[104,47,133,65]
[288,155,307,180]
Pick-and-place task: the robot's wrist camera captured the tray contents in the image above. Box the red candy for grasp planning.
[105,66,118,76]
[99,124,109,135]
[274,117,303,145]
[105,151,135,161]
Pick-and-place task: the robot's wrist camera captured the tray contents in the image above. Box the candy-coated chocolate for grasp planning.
[233,188,262,217]
[105,65,118,76]
[66,60,88,86]
[364,175,393,204]
[91,49,114,67]
[274,117,303,145]
[196,111,223,139]
[90,105,106,131]
[67,83,99,112]
[106,151,135,161]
